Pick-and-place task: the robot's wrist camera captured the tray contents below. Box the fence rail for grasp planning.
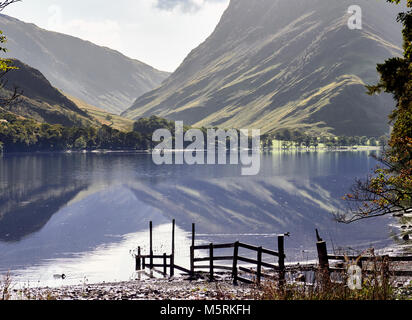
[190,238,286,284]
[315,229,412,280]
[327,255,412,262]
[134,220,288,285]
[133,222,412,286]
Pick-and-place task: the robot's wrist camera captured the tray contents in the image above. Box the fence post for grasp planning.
[232,241,239,285]
[316,230,330,284]
[142,257,146,270]
[163,253,167,277]
[317,241,329,272]
[190,246,195,279]
[170,219,175,277]
[190,223,196,279]
[136,246,141,271]
[192,223,196,250]
[278,235,285,285]
[257,246,263,284]
[382,255,390,294]
[209,243,214,282]
[149,221,153,270]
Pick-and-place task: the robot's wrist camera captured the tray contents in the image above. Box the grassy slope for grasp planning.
[65,94,135,132]
[1,60,96,128]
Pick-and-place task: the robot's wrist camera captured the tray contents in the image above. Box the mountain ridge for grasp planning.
[123,0,404,136]
[0,14,170,114]
[1,59,95,127]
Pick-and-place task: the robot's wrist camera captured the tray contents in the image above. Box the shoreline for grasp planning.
[0,146,382,155]
[10,277,255,301]
[9,266,412,300]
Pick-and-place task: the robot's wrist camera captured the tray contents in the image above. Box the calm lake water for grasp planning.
[0,151,398,286]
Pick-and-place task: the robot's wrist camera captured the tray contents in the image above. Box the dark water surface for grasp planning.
[0,151,396,286]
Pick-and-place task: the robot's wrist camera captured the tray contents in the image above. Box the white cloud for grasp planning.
[155,0,224,12]
[4,0,229,72]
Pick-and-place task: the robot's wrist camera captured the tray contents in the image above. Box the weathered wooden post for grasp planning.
[257,246,263,284]
[382,255,390,293]
[192,223,195,250]
[163,253,167,277]
[170,219,175,277]
[149,221,153,270]
[136,246,141,271]
[232,241,239,285]
[278,235,285,285]
[209,243,214,282]
[190,223,195,279]
[316,229,330,284]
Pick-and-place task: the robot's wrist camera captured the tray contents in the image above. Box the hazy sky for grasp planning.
[3,0,229,72]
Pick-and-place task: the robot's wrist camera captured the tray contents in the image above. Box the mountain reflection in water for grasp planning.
[0,151,397,285]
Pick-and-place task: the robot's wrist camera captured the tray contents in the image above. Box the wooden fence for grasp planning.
[315,229,412,279]
[133,222,412,285]
[134,220,287,285]
[190,239,285,284]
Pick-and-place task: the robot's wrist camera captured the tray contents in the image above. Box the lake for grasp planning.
[0,151,398,287]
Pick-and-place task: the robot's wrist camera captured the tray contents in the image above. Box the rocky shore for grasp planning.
[13,278,255,301]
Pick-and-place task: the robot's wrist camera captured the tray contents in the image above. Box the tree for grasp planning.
[379,135,389,148]
[339,0,412,223]
[0,1,20,71]
[282,129,292,141]
[360,136,369,146]
[303,136,312,148]
[133,116,175,136]
[0,1,22,107]
[348,136,357,146]
[338,136,349,146]
[74,136,87,150]
[369,137,377,147]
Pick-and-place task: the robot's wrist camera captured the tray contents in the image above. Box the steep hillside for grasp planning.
[1,60,94,127]
[123,0,404,136]
[0,14,170,114]
[65,94,135,132]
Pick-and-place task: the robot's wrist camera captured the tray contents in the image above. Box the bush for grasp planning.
[73,136,87,150]
[251,257,407,300]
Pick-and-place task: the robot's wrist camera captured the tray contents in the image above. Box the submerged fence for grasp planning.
[133,220,287,284]
[133,221,412,285]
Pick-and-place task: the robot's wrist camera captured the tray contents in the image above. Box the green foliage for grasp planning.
[133,115,176,136]
[0,30,17,72]
[0,110,160,152]
[342,0,412,222]
[263,131,379,149]
[73,136,87,150]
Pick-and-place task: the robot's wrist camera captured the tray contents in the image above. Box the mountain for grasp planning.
[1,59,95,127]
[123,0,404,136]
[0,14,170,114]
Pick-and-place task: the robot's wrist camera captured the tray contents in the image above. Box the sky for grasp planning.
[3,0,230,72]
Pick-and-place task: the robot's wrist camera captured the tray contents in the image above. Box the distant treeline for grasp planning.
[261,130,388,149]
[0,112,260,153]
[0,112,388,153]
[0,113,177,153]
